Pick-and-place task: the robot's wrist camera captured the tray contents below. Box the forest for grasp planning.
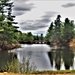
[46,15,75,47]
[0,0,75,50]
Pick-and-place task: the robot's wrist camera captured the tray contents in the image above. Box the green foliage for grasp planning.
[1,57,37,73]
[0,0,21,50]
[19,57,37,73]
[1,58,19,73]
[46,15,75,44]
[0,14,6,21]
[63,18,75,42]
[25,32,34,41]
[19,32,34,43]
[46,22,55,42]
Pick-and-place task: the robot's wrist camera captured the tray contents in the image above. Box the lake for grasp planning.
[0,44,75,71]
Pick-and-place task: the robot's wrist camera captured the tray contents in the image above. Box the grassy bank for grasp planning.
[0,70,75,75]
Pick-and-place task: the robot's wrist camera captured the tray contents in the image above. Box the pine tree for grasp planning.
[0,0,20,50]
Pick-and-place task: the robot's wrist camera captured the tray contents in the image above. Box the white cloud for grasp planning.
[13,0,35,16]
[13,0,75,35]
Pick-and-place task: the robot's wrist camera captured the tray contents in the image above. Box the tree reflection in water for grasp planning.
[55,49,61,70]
[62,44,74,69]
[48,45,74,70]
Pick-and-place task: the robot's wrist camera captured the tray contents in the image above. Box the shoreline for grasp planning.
[0,44,21,51]
[0,70,75,75]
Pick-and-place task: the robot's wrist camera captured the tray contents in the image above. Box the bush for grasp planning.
[1,56,37,73]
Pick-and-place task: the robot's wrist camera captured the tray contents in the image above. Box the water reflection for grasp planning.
[55,49,61,70]
[48,45,74,70]
[62,45,74,69]
[0,51,12,66]
[0,44,74,71]
[0,50,16,71]
[16,44,51,71]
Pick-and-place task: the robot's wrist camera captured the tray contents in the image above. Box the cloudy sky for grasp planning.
[12,0,75,36]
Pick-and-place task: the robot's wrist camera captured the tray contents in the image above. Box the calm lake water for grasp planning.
[0,44,75,71]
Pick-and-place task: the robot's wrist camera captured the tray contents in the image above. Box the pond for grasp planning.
[0,44,75,71]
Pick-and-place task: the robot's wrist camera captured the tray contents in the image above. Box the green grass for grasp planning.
[30,70,75,74]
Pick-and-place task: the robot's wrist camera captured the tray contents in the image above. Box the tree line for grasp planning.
[46,15,75,46]
[0,0,75,50]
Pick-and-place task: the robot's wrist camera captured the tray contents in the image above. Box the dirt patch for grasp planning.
[0,72,75,75]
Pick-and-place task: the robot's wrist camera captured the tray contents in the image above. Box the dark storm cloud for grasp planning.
[62,3,75,8]
[20,24,48,30]
[19,11,57,31]
[41,12,57,23]
[13,0,35,16]
[19,20,48,30]
[14,3,34,11]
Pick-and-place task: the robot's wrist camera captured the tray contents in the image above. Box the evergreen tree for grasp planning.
[63,18,75,43]
[54,15,62,42]
[46,15,75,45]
[0,0,20,50]
[46,22,54,42]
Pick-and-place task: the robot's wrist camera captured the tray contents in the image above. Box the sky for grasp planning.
[12,0,75,36]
